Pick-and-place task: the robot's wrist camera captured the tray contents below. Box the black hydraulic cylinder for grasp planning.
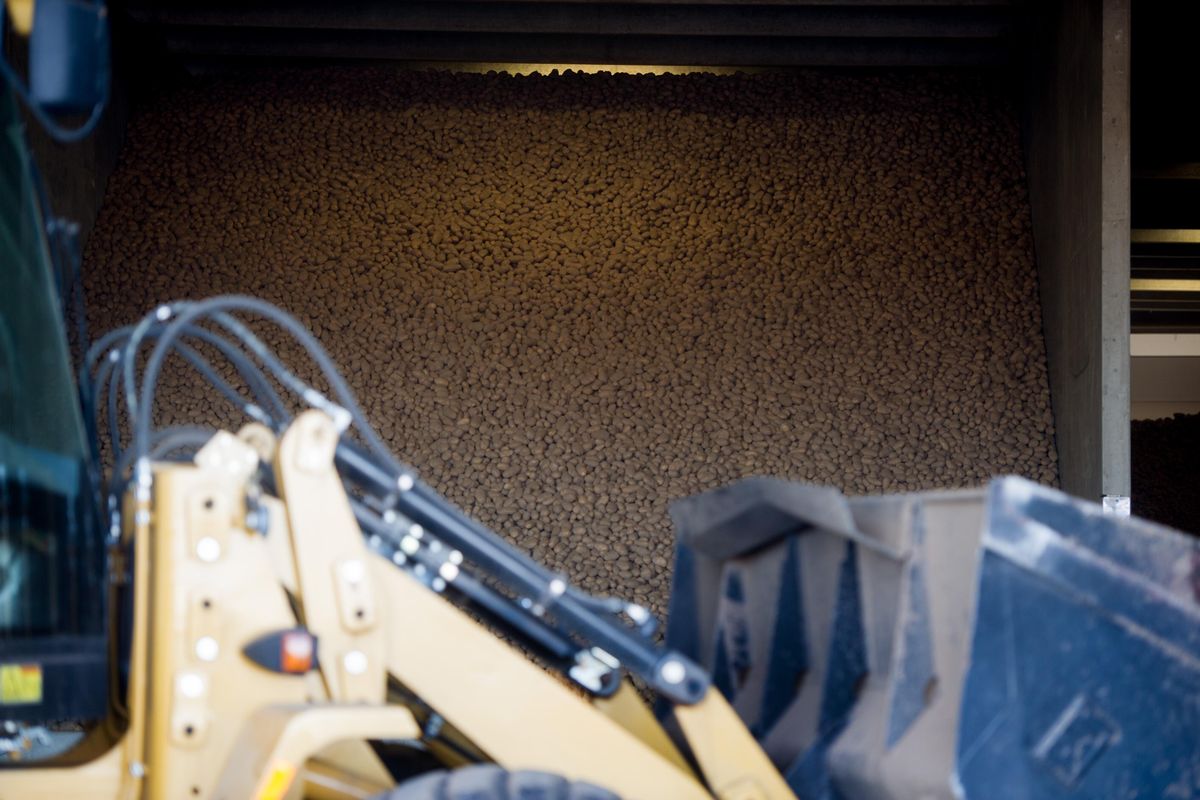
[335,440,710,705]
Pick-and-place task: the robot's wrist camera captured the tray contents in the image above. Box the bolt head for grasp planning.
[341,559,365,584]
[196,537,221,562]
[195,637,219,662]
[660,660,687,685]
[343,650,368,676]
[178,673,206,699]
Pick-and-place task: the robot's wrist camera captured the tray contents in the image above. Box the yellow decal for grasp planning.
[256,761,297,800]
[0,663,43,705]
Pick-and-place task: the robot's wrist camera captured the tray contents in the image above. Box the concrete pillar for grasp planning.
[1023,0,1131,501]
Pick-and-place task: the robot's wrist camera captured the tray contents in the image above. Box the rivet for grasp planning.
[343,650,368,676]
[660,660,686,685]
[195,637,219,662]
[196,537,221,562]
[178,673,205,699]
[341,559,365,584]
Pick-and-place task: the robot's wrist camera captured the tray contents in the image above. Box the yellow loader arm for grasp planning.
[2,407,792,800]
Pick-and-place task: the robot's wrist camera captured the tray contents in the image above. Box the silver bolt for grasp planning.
[660,660,687,685]
[343,650,368,676]
[548,578,566,596]
[195,637,219,662]
[178,673,205,699]
[341,559,365,584]
[329,406,352,432]
[196,537,221,562]
[155,305,171,321]
[129,761,146,778]
[438,563,459,582]
[397,473,415,492]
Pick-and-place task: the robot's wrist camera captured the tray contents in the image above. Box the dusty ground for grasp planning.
[84,66,1057,616]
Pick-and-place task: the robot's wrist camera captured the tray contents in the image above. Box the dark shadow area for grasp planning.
[1131,412,1200,534]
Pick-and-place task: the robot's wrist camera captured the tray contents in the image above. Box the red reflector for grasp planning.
[280,631,314,674]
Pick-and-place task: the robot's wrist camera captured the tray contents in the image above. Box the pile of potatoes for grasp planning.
[84,66,1057,617]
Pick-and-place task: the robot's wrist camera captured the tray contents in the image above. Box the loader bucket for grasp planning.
[955,479,1200,799]
[664,476,1200,800]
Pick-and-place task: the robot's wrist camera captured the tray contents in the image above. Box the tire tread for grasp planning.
[379,764,620,800]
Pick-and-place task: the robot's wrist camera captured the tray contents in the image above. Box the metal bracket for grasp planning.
[1101,495,1131,517]
[275,411,385,703]
[237,422,278,465]
[143,464,311,799]
[195,430,260,485]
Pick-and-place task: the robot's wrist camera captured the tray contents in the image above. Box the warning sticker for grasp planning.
[0,663,43,705]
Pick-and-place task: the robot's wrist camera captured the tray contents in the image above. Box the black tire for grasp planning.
[377,764,622,800]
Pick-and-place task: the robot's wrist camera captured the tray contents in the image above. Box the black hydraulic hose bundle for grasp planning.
[84,296,710,706]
